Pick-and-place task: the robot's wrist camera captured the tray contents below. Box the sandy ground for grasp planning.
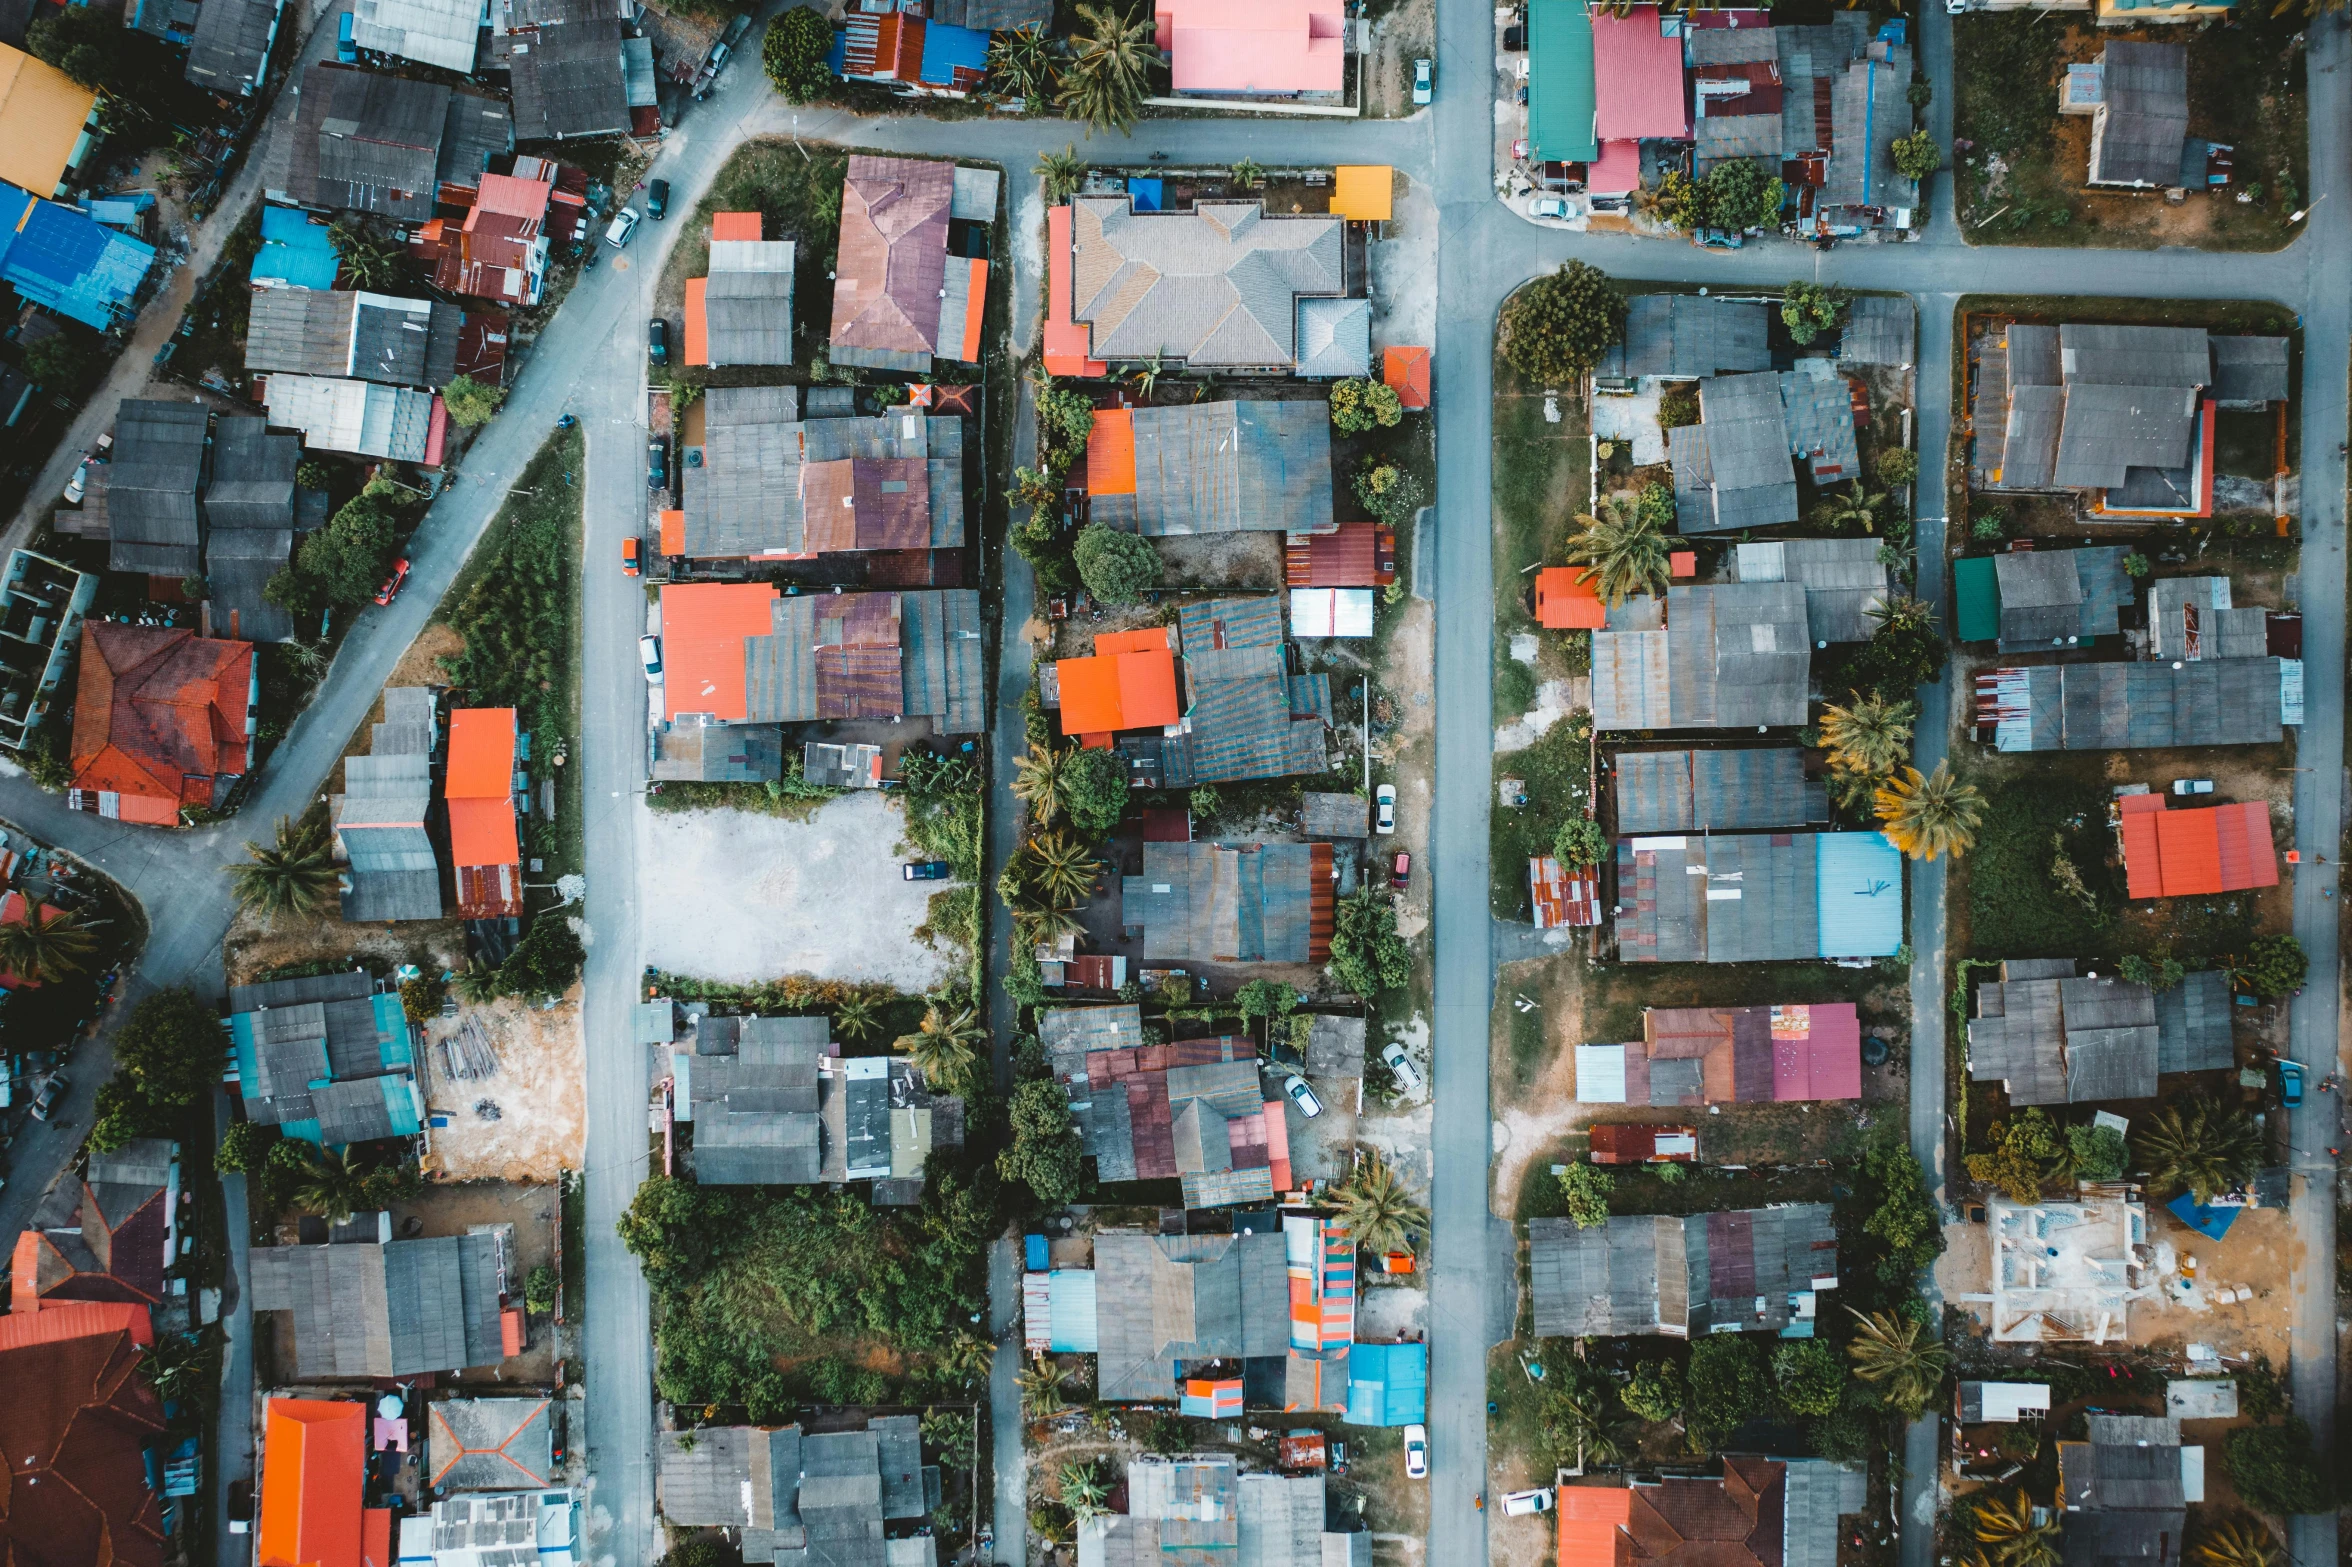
[1489,956,1587,1216]
[1152,531,1285,591]
[225,904,466,988]
[635,792,954,990]
[419,992,587,1184]
[1365,0,1432,120]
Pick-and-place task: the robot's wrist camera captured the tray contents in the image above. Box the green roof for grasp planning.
[1528,0,1597,164]
[1953,555,2000,644]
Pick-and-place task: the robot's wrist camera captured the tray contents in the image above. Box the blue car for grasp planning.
[337,12,356,60]
[2276,1059,2305,1108]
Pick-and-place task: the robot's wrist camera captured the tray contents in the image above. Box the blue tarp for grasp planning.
[252,206,341,290]
[1816,832,1905,959]
[2166,1191,2241,1241]
[1344,1341,1427,1427]
[918,19,989,85]
[0,185,155,329]
[1128,176,1164,212]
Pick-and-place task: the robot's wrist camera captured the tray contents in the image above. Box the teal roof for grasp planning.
[1528,0,1597,164]
[1816,833,1904,959]
[1344,1341,1427,1426]
[1953,555,2000,644]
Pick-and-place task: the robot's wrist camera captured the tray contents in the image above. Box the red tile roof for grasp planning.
[0,1306,167,1567]
[1559,1484,1635,1567]
[2119,796,2279,899]
[1382,346,1430,410]
[259,1399,365,1567]
[659,582,779,724]
[69,623,253,822]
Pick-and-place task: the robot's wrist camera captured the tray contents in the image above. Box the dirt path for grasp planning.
[1489,955,1584,1217]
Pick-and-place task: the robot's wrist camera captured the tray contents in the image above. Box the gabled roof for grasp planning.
[508,18,628,140]
[1152,0,1344,94]
[2088,43,2189,188]
[828,155,953,370]
[250,1234,507,1377]
[185,0,280,95]
[1592,582,1810,731]
[1730,538,1886,644]
[445,707,518,871]
[1056,628,1180,736]
[1526,0,1597,163]
[1974,659,2286,751]
[1592,6,1689,139]
[1067,196,1345,369]
[0,44,96,199]
[1669,373,1798,534]
[1530,1205,1838,1336]
[1123,840,1335,965]
[69,624,254,816]
[262,374,442,463]
[1613,832,1902,962]
[1086,401,1334,536]
[1612,748,1825,834]
[0,185,156,331]
[674,1013,827,1185]
[281,63,511,220]
[249,289,463,388]
[352,0,484,72]
[0,1309,167,1567]
[1093,1229,1289,1400]
[259,1398,365,1567]
[106,400,208,577]
[2117,795,2277,900]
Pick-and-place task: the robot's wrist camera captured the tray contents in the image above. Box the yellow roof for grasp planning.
[0,46,97,198]
[1330,165,1394,222]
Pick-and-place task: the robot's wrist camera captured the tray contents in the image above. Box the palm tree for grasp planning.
[140,1331,215,1408]
[1019,830,1101,909]
[989,24,1059,102]
[1973,1491,2062,1567]
[1814,480,1888,535]
[453,960,501,1006]
[1015,904,1087,948]
[1055,3,1158,133]
[1845,1307,1949,1417]
[2195,1522,2278,1567]
[1018,1356,1069,1420]
[1564,494,1671,607]
[2132,1102,2262,1202]
[229,814,342,925]
[1875,761,1986,861]
[1059,1460,1111,1523]
[1011,740,1072,826]
[934,1331,995,1385]
[831,991,881,1044]
[896,1003,985,1092]
[292,1146,375,1225]
[0,902,101,985]
[1033,142,1086,202]
[329,221,404,290]
[1541,1377,1632,1468]
[1231,157,1266,190]
[1870,593,1940,640]
[1819,691,1916,779]
[1321,1148,1430,1257]
[1127,352,1167,401]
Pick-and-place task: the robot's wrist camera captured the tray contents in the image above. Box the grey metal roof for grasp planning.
[704,267,797,366]
[1993,383,2067,490]
[428,1397,554,1489]
[336,751,439,921]
[1780,363,1861,484]
[1122,401,1334,537]
[185,0,279,95]
[2058,976,2160,1102]
[107,399,208,577]
[1731,538,1887,644]
[1689,24,1778,63]
[2146,576,2270,661]
[247,288,356,378]
[899,587,986,733]
[1783,1461,1869,1567]
[2088,43,2189,188]
[1068,196,1346,369]
[286,63,452,220]
[1591,627,1671,731]
[1664,582,1812,729]
[1092,1229,1288,1401]
[949,162,1002,223]
[655,713,784,782]
[930,0,1051,26]
[2060,323,2211,388]
[356,294,462,387]
[1123,840,1321,964]
[1531,1205,1835,1336]
[2154,970,2233,1074]
[682,412,962,559]
[1998,659,2286,751]
[1599,293,1772,379]
[374,686,435,755]
[1040,1004,1144,1055]
[508,20,629,141]
[1138,596,1328,787]
[2209,336,2288,405]
[441,86,518,186]
[2051,383,2200,489]
[1839,295,1913,367]
[1294,297,1371,379]
[1995,547,2132,650]
[2064,1416,2185,1510]
[2060,1510,2183,1567]
[679,1014,829,1185]
[1671,373,1798,533]
[1774,18,1874,158]
[706,384,801,427]
[1613,747,1826,833]
[1694,113,1782,174]
[1822,47,1915,210]
[251,1233,502,1376]
[352,0,483,71]
[206,416,298,529]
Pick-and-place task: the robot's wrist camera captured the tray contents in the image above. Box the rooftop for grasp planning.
[1986,1190,2149,1343]
[1612,747,1826,834]
[1121,840,1335,965]
[1530,1205,1840,1336]
[1152,0,1345,95]
[1066,195,1345,369]
[829,155,954,371]
[69,623,254,825]
[1084,401,1334,537]
[250,1231,508,1377]
[1613,832,1904,963]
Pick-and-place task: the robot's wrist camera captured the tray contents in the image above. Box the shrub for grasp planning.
[1328,888,1412,999]
[1773,1340,1843,1418]
[524,1264,558,1314]
[442,374,505,427]
[1354,460,1426,529]
[1876,447,1919,488]
[1329,378,1404,434]
[1072,524,1161,605]
[1890,129,1941,183]
[762,6,835,102]
[2236,934,2306,998]
[1686,1336,1768,1445]
[1000,1080,1084,1205]
[1621,1358,1682,1422]
[2122,552,2152,579]
[1862,1131,1944,1283]
[217,1119,270,1173]
[1559,1161,1613,1228]
[2066,1122,2129,1182]
[501,914,585,998]
[1062,744,1128,836]
[2223,1420,2331,1516]
[1657,384,1701,430]
[1781,283,1846,347]
[1553,817,1608,868]
[1500,261,1627,386]
[399,975,445,1023]
[1966,1109,2062,1202]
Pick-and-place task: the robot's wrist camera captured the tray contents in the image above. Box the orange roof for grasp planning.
[1559,1486,1634,1567]
[1382,346,1430,409]
[660,581,778,723]
[1670,551,1698,578]
[258,1399,365,1567]
[659,509,685,556]
[363,1510,391,1567]
[445,708,518,869]
[956,258,989,361]
[1057,645,1180,736]
[1096,627,1171,656]
[466,171,552,226]
[0,1298,153,1352]
[1087,408,1137,495]
[69,623,254,816]
[2120,797,2278,899]
[1536,567,1607,629]
[711,211,762,242]
[1043,206,1108,378]
[1330,165,1393,221]
[684,276,709,367]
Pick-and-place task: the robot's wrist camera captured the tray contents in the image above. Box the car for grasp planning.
[2276,1058,2305,1108]
[1411,57,1433,105]
[648,317,668,366]
[1403,1424,1428,1479]
[63,459,89,503]
[373,558,410,605]
[648,437,669,490]
[1502,22,1525,48]
[1381,1041,1424,1095]
[1503,1490,1554,1517]
[2172,778,2215,795]
[720,11,752,49]
[337,10,357,59]
[903,861,955,881]
[621,536,642,576]
[1529,195,1572,220]
[605,207,641,248]
[1375,782,1397,834]
[29,1075,68,1122]
[648,178,670,220]
[1281,1074,1323,1118]
[1390,851,1411,890]
[639,635,663,679]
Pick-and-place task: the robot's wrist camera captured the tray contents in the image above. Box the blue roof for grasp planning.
[1047,1269,1098,1353]
[227,990,416,1147]
[252,206,341,290]
[1128,177,1164,212]
[0,185,156,329]
[1815,832,1905,958]
[1344,1341,1427,1427]
[918,20,989,84]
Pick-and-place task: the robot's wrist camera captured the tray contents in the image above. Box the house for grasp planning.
[1969,322,2224,517]
[1530,1204,1839,1336]
[1951,547,2135,649]
[252,206,342,289]
[407,164,555,307]
[1345,1340,1427,1426]
[333,692,441,922]
[1972,659,2293,751]
[1084,401,1335,537]
[1553,1459,1868,1567]
[1778,360,1865,485]
[1526,0,1597,167]
[685,211,794,367]
[1383,345,1430,410]
[1123,840,1336,965]
[0,185,156,329]
[203,417,301,644]
[397,1491,579,1567]
[656,1415,936,1557]
[9,1139,178,1311]
[1535,568,1607,631]
[837,11,993,95]
[1960,1381,2054,1423]
[262,374,446,464]
[1150,0,1343,97]
[1042,1006,1293,1207]
[2146,575,2271,660]
[1611,748,1826,835]
[1966,960,2235,1105]
[1983,1188,2149,1343]
[1059,195,1347,372]
[499,1,632,141]
[247,289,465,389]
[2211,337,2289,408]
[826,156,988,371]
[670,385,967,562]
[0,45,100,198]
[275,62,515,221]
[425,1397,556,1490]
[1574,1003,1862,1106]
[1090,1212,1354,1403]
[2117,795,2278,900]
[68,624,255,826]
[227,970,422,1144]
[1286,522,1396,589]
[185,0,284,95]
[1598,295,1774,381]
[1819,31,1918,221]
[1726,539,1887,645]
[446,707,522,919]
[1529,855,1602,929]
[0,1301,167,1567]
[819,1051,964,1200]
[1083,1457,1362,1563]
[1841,295,1916,368]
[104,400,209,578]
[1117,596,1332,788]
[256,1398,393,1567]
[352,0,485,72]
[1589,583,1812,731]
[1043,205,1110,378]
[1289,588,1373,638]
[1054,626,1182,742]
[1587,6,1689,200]
[0,549,96,749]
[2063,44,2189,190]
[2057,1416,2195,1567]
[251,1221,508,1376]
[1588,1124,1699,1163]
[1669,369,1867,533]
[1613,832,1904,963]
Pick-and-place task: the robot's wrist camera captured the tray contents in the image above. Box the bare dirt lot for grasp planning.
[419,993,587,1184]
[1152,531,1284,591]
[635,792,954,991]
[225,905,466,988]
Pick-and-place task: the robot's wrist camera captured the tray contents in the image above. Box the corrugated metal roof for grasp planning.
[1614,747,1825,834]
[1600,294,1772,379]
[1123,401,1334,537]
[2086,43,2189,188]
[185,0,281,94]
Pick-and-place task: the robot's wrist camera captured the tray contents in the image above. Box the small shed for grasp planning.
[1302,792,1369,838]
[1959,1382,2052,1423]
[2165,1378,2237,1420]
[1303,1014,1367,1078]
[1329,166,1394,222]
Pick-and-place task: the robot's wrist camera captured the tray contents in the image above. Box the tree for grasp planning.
[112,988,227,1114]
[1890,129,1941,183]
[1861,1132,1944,1282]
[1330,378,1404,434]
[831,991,881,1044]
[1059,1460,1111,1523]
[1322,1148,1429,1256]
[1814,480,1888,535]
[1014,829,1100,909]
[1501,261,1627,386]
[659,1539,741,1567]
[330,221,406,290]
[1845,1307,1949,1416]
[2196,1521,2279,1567]
[763,6,835,102]
[1876,447,1920,488]
[1649,167,1697,228]
[1966,1110,2062,1202]
[1685,1335,1768,1444]
[1235,979,1299,1023]
[1017,1356,1069,1420]
[1559,1160,1613,1228]
[229,814,340,924]
[1696,159,1785,232]
[23,332,105,391]
[1010,741,1071,827]
[1032,143,1085,202]
[1354,460,1426,529]
[1975,1491,2062,1567]
[2122,551,2153,579]
[453,960,502,1006]
[1055,3,1157,133]
[0,902,100,985]
[291,1146,376,1225]
[1876,761,1985,861]
[501,914,585,998]
[2119,952,2186,992]
[2233,934,2307,999]
[1564,493,1670,607]
[217,1119,270,1173]
[1841,596,1948,697]
[2133,1102,2261,1202]
[2064,1122,2130,1183]
[1772,1339,1842,1418]
[990,26,1058,105]
[1781,282,1848,347]
[1062,745,1129,836]
[1230,157,1266,190]
[442,374,506,428]
[1328,885,1412,998]
[1000,1080,1084,1204]
[896,1003,985,1093]
[2223,1421,2331,1515]
[1819,692,1916,780]
[1621,1358,1682,1422]
[1072,524,1161,605]
[933,1333,994,1387]
[1541,1369,1633,1468]
[524,1264,558,1314]
[278,493,398,610]
[1553,817,1608,869]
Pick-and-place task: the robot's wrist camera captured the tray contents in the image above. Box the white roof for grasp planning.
[1289,587,1374,638]
[353,0,485,72]
[2179,1446,2204,1504]
[263,374,435,461]
[1981,1383,2052,1421]
[710,239,796,274]
[1574,1044,1628,1104]
[2165,1378,2238,1419]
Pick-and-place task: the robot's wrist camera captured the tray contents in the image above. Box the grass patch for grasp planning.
[1490,715,1593,919]
[1492,372,1588,642]
[559,1169,586,1324]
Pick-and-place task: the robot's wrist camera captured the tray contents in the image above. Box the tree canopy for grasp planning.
[1501,262,1627,387]
[999,1079,1085,1205]
[1061,744,1129,836]
[442,374,505,428]
[1072,524,1161,605]
[1781,282,1848,346]
[763,7,836,103]
[1329,378,1404,434]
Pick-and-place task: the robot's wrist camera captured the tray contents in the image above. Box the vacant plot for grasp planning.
[418,994,586,1183]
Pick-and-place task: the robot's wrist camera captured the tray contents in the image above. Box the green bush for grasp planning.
[217,1119,271,1173]
[2066,1122,2129,1182]
[1328,887,1412,999]
[1501,261,1627,386]
[442,374,505,428]
[762,6,835,102]
[2237,934,2307,998]
[1622,1358,1682,1422]
[1559,1161,1613,1228]
[1861,1131,1945,1283]
[1329,378,1404,434]
[2223,1420,2332,1516]
[1072,525,1161,605]
[999,1080,1084,1205]
[1686,1336,1768,1447]
[1657,384,1701,430]
[1773,1340,1842,1417]
[1875,447,1919,488]
[1553,818,1608,868]
[1780,283,1847,346]
[1062,745,1128,837]
[440,428,579,742]
[524,1264,558,1314]
[269,493,399,615]
[501,914,585,998]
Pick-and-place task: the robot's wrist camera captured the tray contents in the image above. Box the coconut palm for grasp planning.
[933,1331,995,1385]
[0,902,101,985]
[1819,691,1916,779]
[896,1002,985,1092]
[1231,157,1266,191]
[2195,1522,2278,1567]
[1015,904,1087,948]
[1874,761,1986,861]
[453,960,501,1006]
[831,990,882,1044]
[989,24,1059,102]
[1019,830,1101,909]
[1011,740,1072,826]
[1973,1491,2062,1567]
[1320,1148,1430,1257]
[229,814,342,925]
[1540,1376,1632,1468]
[1059,1460,1111,1523]
[329,221,405,290]
[1055,3,1158,133]
[1870,592,1940,640]
[1814,480,1889,535]
[2132,1102,2262,1203]
[141,1331,214,1407]
[1845,1307,1950,1416]
[291,1146,375,1225]
[1127,353,1167,401]
[1018,1356,1069,1420]
[1564,494,1672,607]
[1032,142,1085,202]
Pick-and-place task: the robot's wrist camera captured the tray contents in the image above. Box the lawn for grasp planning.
[1490,714,1594,920]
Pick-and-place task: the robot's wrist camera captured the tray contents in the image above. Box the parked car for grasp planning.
[63,459,89,504]
[1529,195,1572,220]
[1503,1490,1554,1517]
[1381,1041,1424,1094]
[605,207,641,248]
[1375,782,1397,834]
[648,437,668,491]
[1502,22,1525,48]
[1412,57,1433,105]
[29,1074,68,1122]
[903,861,955,881]
[621,536,642,576]
[639,635,663,679]
[373,558,410,605]
[2172,778,2215,795]
[337,11,357,59]
[648,318,668,366]
[2276,1058,2305,1108]
[1281,1074,1323,1118]
[1390,850,1411,890]
[648,178,670,220]
[1403,1424,1428,1479]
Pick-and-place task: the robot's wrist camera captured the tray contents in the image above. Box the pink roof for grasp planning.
[1589,140,1644,197]
[1592,7,1688,140]
[1769,1003,1861,1102]
[468,172,552,225]
[1154,0,1345,94]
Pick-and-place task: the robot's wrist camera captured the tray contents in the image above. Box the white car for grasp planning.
[1375,783,1397,834]
[1381,1041,1424,1095]
[639,635,662,679]
[1282,1074,1323,1118]
[1529,195,1572,220]
[1403,1424,1428,1479]
[63,459,89,503]
[605,207,641,248]
[2172,779,2215,795]
[1411,57,1433,105]
[1503,1489,1554,1517]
